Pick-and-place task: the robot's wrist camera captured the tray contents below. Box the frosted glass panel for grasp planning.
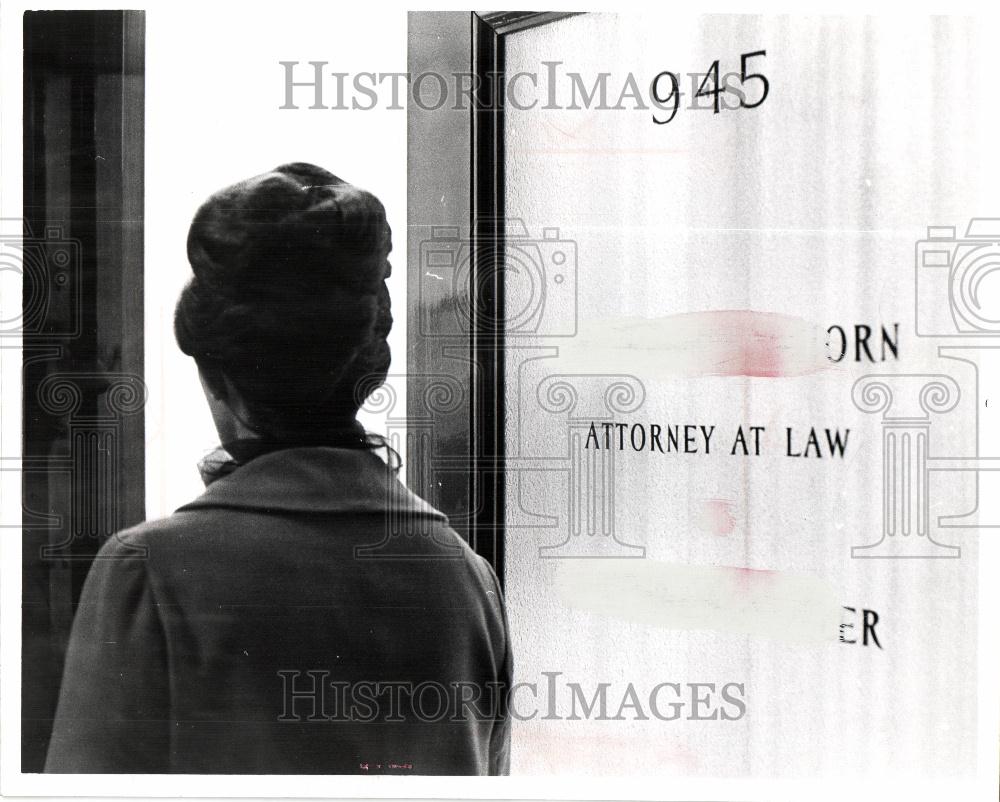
[502,12,997,779]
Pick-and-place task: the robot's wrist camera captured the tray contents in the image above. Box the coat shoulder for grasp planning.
[96,512,197,557]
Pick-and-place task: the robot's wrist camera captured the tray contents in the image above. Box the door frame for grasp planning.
[407,11,580,587]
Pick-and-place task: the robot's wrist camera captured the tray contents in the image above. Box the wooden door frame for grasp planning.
[407,11,579,587]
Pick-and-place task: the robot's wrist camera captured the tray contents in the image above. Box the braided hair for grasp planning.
[174,163,392,445]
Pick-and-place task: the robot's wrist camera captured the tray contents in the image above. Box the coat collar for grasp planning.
[176,446,448,520]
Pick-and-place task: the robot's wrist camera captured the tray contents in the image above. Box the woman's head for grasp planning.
[174,163,392,442]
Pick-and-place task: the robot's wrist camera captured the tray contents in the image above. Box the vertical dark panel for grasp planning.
[22,10,145,772]
[404,12,508,582]
[21,9,56,776]
[119,13,146,517]
[405,12,474,549]
[407,12,578,588]
[470,14,507,583]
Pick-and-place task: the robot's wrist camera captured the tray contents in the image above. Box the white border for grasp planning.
[2,1,1000,800]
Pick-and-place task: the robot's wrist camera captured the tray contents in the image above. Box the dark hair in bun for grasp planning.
[174,162,392,442]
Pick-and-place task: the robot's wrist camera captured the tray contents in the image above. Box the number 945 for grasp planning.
[652,50,769,125]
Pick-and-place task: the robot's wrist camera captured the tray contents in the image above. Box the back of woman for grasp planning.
[43,164,512,775]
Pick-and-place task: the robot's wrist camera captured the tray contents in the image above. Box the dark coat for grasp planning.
[44,447,512,775]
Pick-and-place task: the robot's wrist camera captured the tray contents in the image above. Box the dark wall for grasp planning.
[405,13,476,546]
[22,10,145,772]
